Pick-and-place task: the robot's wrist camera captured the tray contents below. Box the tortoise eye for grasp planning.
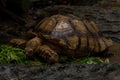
[25,48,33,55]
[54,54,58,57]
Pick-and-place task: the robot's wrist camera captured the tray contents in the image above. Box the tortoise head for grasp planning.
[38,45,59,64]
[47,53,59,64]
[25,47,34,56]
[25,37,41,56]
[41,50,59,64]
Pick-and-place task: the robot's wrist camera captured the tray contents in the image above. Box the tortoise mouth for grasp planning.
[26,52,33,56]
[47,54,59,64]
[48,58,58,64]
[25,48,34,56]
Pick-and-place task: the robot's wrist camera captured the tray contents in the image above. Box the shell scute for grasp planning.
[90,21,99,32]
[72,20,88,36]
[88,37,95,52]
[99,37,106,52]
[83,20,97,34]
[51,21,74,38]
[67,35,79,50]
[37,17,56,34]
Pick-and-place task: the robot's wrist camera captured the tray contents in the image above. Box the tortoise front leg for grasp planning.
[38,45,59,64]
[24,36,58,63]
[10,38,27,47]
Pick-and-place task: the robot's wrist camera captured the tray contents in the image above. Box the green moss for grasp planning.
[59,56,109,64]
[0,45,29,64]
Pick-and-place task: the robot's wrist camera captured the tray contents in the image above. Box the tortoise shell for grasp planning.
[36,14,112,56]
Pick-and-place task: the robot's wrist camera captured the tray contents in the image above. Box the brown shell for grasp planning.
[36,14,113,55]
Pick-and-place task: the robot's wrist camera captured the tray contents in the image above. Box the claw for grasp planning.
[38,45,58,64]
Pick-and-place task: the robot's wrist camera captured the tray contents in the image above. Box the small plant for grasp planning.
[0,45,29,64]
[73,57,109,64]
[59,56,109,64]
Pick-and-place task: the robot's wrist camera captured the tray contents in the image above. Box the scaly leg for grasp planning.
[38,45,58,64]
[10,38,26,47]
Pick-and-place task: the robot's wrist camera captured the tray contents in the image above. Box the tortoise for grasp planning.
[10,14,113,63]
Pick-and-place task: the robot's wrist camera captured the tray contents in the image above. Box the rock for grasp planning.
[0,63,120,80]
